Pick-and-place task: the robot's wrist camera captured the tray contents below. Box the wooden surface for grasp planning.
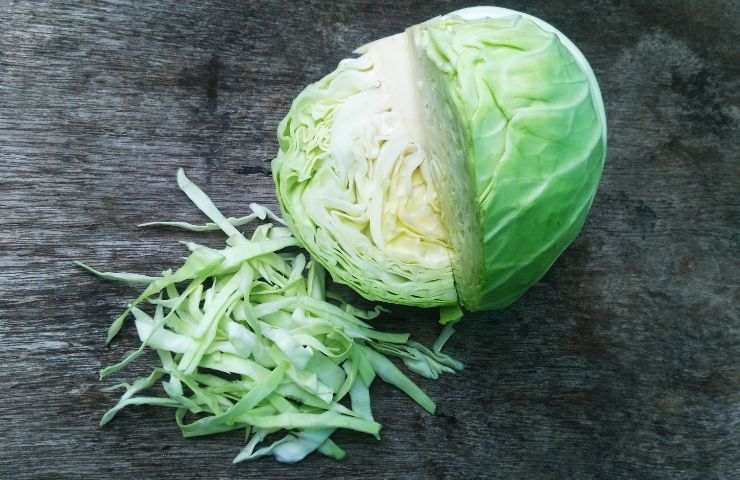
[1,1,739,479]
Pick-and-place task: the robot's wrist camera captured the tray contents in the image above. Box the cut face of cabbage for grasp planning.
[274,9,607,311]
[274,43,457,307]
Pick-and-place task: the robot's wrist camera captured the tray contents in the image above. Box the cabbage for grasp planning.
[273,7,606,311]
[81,169,462,464]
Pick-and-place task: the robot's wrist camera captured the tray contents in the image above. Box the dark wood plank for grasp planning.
[1,1,738,479]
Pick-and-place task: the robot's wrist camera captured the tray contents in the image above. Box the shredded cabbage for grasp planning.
[80,169,462,463]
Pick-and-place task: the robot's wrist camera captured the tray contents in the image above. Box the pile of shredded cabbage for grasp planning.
[79,169,462,463]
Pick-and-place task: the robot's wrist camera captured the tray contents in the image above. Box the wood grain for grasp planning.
[1,1,739,479]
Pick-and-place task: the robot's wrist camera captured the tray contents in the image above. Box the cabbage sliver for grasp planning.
[273,8,606,311]
[81,170,461,464]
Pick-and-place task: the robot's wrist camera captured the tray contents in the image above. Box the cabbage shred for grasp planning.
[82,169,461,464]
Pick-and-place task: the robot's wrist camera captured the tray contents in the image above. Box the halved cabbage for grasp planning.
[273,8,606,311]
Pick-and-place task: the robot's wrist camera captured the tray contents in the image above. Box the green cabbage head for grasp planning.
[273,7,607,312]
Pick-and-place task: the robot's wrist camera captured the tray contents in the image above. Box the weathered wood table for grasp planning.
[2,1,738,478]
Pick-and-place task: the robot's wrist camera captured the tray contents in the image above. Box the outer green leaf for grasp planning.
[409,13,606,309]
